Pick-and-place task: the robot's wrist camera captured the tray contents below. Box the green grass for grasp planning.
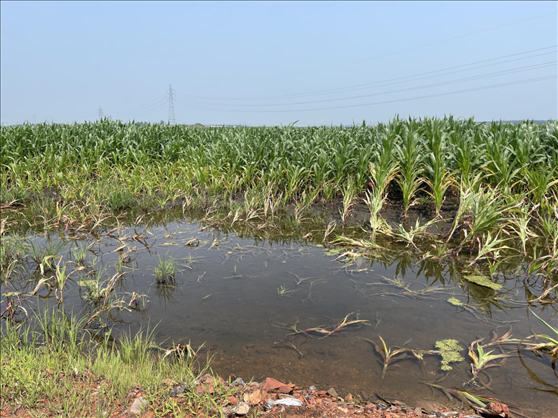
[108,189,137,211]
[153,256,177,285]
[0,311,237,417]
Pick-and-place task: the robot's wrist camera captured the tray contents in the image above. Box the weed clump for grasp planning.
[154,256,177,284]
[447,297,464,306]
[108,190,136,210]
[435,339,464,371]
[463,275,503,290]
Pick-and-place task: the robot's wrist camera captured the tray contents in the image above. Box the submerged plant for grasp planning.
[28,239,67,275]
[270,312,368,339]
[340,177,357,224]
[362,335,411,379]
[529,309,558,356]
[423,382,509,416]
[71,243,90,266]
[468,340,511,382]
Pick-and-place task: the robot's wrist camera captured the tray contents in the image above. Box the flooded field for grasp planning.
[3,212,556,417]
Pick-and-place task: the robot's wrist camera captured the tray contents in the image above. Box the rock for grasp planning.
[232,377,245,386]
[414,407,424,416]
[170,386,185,397]
[129,397,148,416]
[344,393,353,403]
[195,374,215,394]
[327,387,338,398]
[223,402,250,417]
[365,403,376,412]
[308,385,317,392]
[235,402,250,415]
[316,390,328,397]
[488,402,510,417]
[199,373,214,384]
[262,377,292,394]
[227,396,239,406]
[416,401,446,413]
[222,406,236,417]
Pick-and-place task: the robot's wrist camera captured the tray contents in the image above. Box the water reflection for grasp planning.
[1,211,557,417]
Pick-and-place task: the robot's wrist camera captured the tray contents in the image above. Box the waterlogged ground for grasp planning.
[3,214,557,417]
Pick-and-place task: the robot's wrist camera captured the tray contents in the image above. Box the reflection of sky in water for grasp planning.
[4,217,557,417]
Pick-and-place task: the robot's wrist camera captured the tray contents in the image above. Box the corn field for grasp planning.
[1,117,557,273]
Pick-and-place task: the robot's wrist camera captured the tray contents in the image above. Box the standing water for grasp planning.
[3,214,557,417]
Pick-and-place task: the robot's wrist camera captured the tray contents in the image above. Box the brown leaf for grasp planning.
[243,389,268,406]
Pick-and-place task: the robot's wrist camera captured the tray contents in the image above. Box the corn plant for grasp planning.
[424,121,452,216]
[396,124,423,217]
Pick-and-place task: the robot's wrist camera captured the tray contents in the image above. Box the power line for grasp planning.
[138,98,168,114]
[129,88,175,121]
[137,93,169,110]
[182,74,557,113]
[196,10,557,88]
[182,61,556,108]
[182,46,557,102]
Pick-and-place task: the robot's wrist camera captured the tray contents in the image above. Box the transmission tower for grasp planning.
[168,85,176,125]
[98,107,104,120]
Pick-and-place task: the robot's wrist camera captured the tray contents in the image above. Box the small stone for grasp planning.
[262,377,292,393]
[222,406,236,417]
[199,373,214,384]
[235,402,250,415]
[327,387,338,398]
[227,396,238,406]
[170,385,185,397]
[308,385,317,391]
[414,407,424,416]
[365,403,376,412]
[129,397,148,416]
[232,377,245,386]
[488,402,509,417]
[344,393,353,403]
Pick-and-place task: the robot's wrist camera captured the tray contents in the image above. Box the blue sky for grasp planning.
[1,1,556,126]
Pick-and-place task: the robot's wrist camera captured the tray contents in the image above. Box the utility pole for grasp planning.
[168,85,176,125]
[98,107,104,120]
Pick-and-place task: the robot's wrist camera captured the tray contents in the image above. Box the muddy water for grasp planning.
[5,217,558,417]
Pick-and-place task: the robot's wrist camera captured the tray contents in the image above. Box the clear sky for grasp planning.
[1,1,556,126]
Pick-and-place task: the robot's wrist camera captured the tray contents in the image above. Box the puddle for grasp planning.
[2,215,557,417]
